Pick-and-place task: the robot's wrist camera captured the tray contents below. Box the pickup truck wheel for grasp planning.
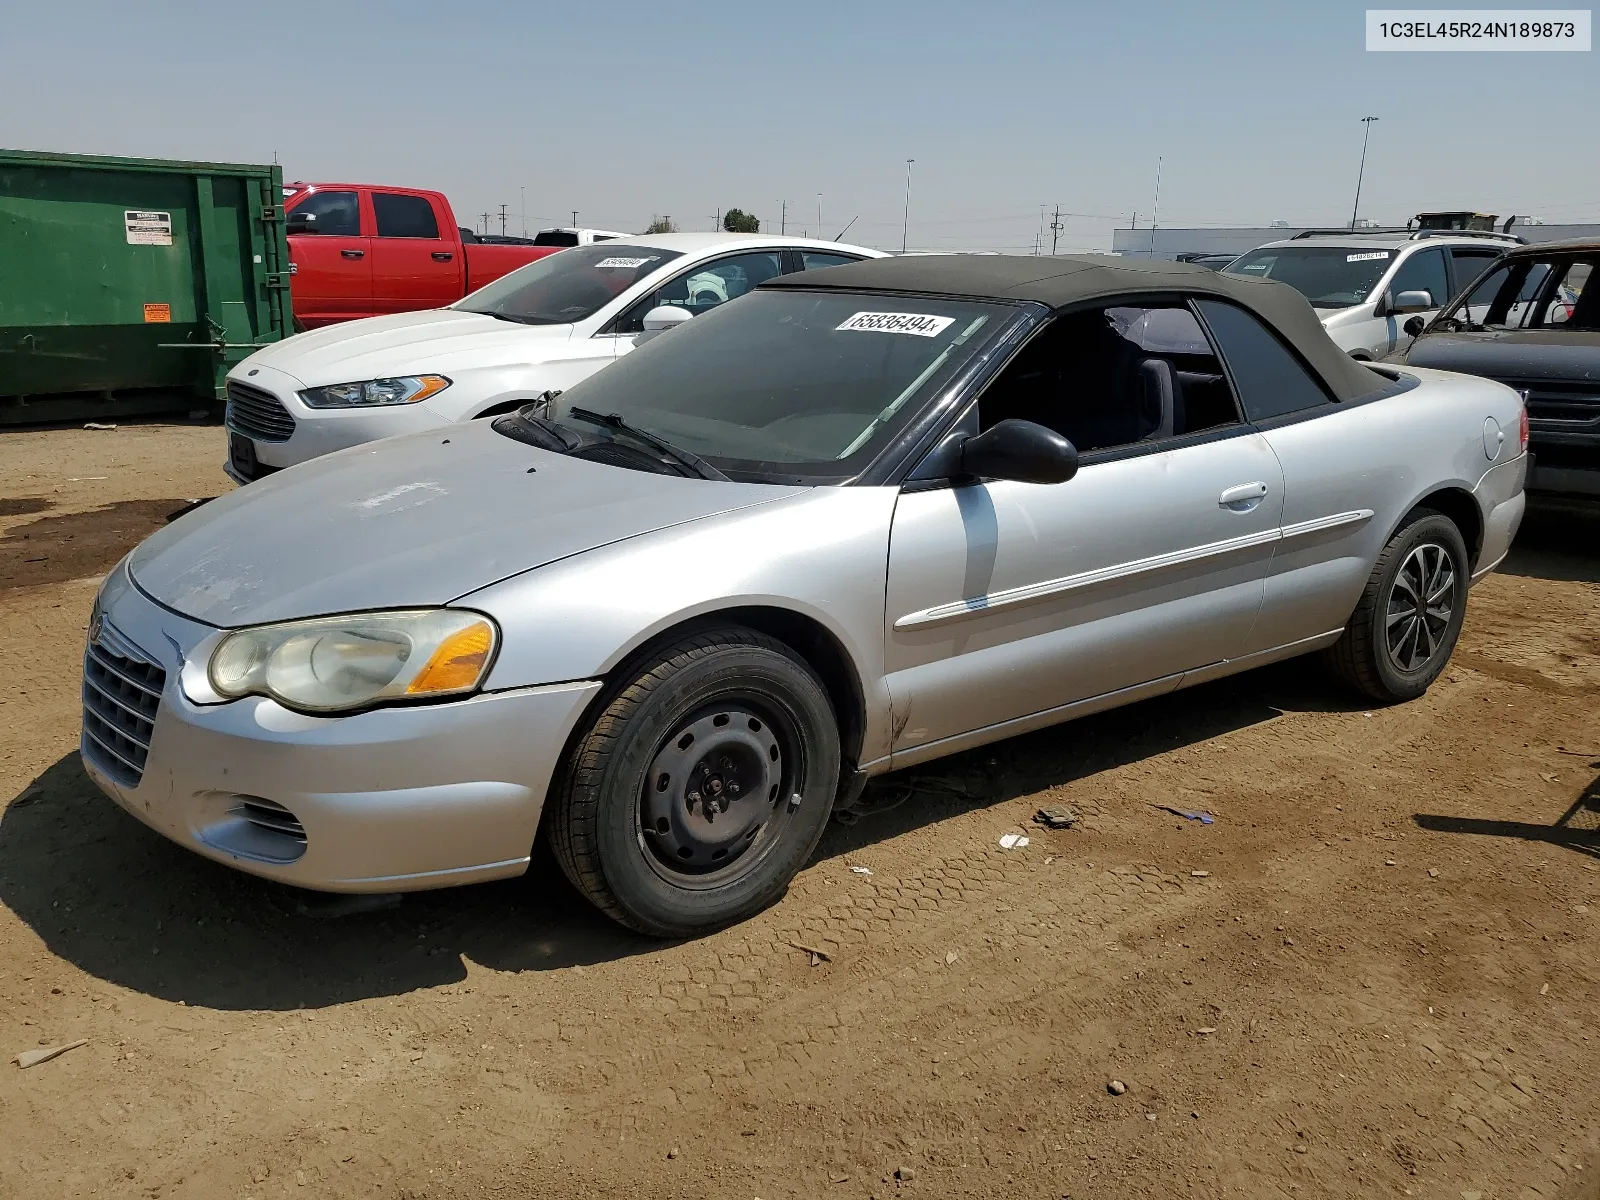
[548,628,839,937]
[1322,508,1469,703]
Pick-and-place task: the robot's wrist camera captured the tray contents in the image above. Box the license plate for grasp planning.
[229,431,259,479]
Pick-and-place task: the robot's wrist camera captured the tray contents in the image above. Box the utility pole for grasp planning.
[1350,116,1379,230]
[901,159,915,254]
[1050,205,1064,256]
[498,204,509,237]
[480,212,491,236]
[1037,205,1046,255]
[714,208,721,232]
[817,193,823,240]
[1149,157,1163,257]
[520,186,526,237]
[571,210,579,228]
[780,200,786,236]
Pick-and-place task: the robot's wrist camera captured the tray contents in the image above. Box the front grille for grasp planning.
[231,797,307,844]
[82,639,165,788]
[226,380,296,443]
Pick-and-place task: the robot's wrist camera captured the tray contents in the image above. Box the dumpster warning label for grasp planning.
[124,210,173,246]
[143,303,171,323]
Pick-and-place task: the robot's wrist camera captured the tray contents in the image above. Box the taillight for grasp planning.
[1518,390,1530,453]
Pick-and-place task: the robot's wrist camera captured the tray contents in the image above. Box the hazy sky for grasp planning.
[5,0,1595,251]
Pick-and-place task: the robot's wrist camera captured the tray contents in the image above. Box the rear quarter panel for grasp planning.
[1243,367,1523,653]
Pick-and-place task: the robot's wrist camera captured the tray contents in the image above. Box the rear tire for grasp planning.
[547,628,839,937]
[1322,507,1469,703]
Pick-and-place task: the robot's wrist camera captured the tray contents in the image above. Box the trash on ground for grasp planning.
[1540,982,1550,995]
[944,950,959,966]
[895,1166,916,1181]
[1033,805,1078,830]
[790,941,832,965]
[1539,771,1559,782]
[998,833,1030,850]
[1190,870,1210,878]
[848,865,873,876]
[14,1039,88,1068]
[1148,803,1213,825]
[1107,1079,1128,1095]
[83,422,117,431]
[1196,1026,1217,1035]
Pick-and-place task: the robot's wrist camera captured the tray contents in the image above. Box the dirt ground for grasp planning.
[1,420,1598,1200]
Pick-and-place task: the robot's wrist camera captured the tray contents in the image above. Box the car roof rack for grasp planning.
[1412,228,1526,244]
[1291,228,1411,239]
[1290,227,1523,244]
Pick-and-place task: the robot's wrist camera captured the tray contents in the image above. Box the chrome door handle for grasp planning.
[341,249,365,259]
[1219,481,1269,511]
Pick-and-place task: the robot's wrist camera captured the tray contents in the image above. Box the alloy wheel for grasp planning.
[1385,541,1457,673]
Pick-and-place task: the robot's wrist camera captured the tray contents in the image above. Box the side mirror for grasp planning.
[958,419,1078,485]
[642,305,693,332]
[1392,289,1435,314]
[1403,315,1427,338]
[285,211,316,235]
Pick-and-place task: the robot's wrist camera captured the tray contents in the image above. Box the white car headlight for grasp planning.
[208,610,497,713]
[298,375,450,408]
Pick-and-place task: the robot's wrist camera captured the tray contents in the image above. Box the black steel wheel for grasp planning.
[547,627,839,937]
[1322,507,1470,703]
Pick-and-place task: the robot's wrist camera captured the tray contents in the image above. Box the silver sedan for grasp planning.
[82,255,1527,936]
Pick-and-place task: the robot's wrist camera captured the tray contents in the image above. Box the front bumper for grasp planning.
[226,363,453,476]
[81,564,601,893]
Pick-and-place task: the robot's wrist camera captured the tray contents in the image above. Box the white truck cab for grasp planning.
[1223,229,1522,359]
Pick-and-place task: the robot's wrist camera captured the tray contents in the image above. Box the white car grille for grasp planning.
[82,634,165,788]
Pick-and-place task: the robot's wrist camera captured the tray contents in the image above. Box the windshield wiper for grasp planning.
[490,408,582,453]
[566,406,729,481]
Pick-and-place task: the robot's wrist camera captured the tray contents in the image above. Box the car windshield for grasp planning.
[520,289,1014,482]
[454,243,683,325]
[1224,246,1395,308]
[1432,254,1599,332]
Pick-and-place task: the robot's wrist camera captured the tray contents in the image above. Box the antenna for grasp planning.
[833,215,859,241]
[1148,157,1163,257]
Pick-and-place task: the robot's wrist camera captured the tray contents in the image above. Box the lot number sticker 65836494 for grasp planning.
[836,311,956,337]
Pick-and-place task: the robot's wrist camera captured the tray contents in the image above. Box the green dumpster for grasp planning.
[0,148,292,424]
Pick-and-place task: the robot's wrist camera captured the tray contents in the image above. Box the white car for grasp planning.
[1222,231,1519,359]
[223,233,884,481]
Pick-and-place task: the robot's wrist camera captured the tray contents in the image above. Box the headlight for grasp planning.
[209,610,497,713]
[298,375,450,409]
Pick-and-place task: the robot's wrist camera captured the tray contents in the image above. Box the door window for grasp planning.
[800,251,861,270]
[372,192,441,239]
[1193,299,1334,422]
[612,251,785,333]
[290,190,360,237]
[1387,248,1448,309]
[977,304,1242,455]
[1448,248,1501,300]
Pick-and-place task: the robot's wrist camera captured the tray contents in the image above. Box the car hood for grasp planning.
[130,423,805,628]
[234,308,577,387]
[1405,330,1600,383]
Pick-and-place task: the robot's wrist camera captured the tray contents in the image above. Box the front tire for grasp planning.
[547,628,840,937]
[1322,508,1469,702]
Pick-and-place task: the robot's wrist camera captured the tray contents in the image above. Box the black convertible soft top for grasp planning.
[761,253,1388,404]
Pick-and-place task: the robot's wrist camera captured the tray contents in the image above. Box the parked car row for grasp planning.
[87,251,1529,937]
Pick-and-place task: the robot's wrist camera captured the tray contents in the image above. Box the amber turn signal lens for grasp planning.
[406,620,495,694]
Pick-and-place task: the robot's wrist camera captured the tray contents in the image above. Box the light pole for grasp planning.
[817,193,822,240]
[1350,116,1379,230]
[901,159,915,254]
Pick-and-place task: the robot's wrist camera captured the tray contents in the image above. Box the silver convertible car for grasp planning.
[82,255,1527,936]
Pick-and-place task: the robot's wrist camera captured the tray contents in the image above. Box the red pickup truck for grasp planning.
[284,182,562,327]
